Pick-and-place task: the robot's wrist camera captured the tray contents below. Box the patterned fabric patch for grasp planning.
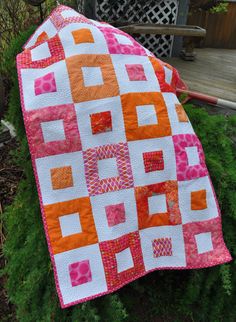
[34,72,57,95]
[17,4,232,308]
[152,237,173,258]
[83,143,134,196]
[50,166,73,190]
[105,203,126,227]
[143,151,164,173]
[69,260,92,286]
[125,64,147,81]
[90,111,112,135]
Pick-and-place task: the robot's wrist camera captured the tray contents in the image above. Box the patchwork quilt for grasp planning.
[17,5,232,308]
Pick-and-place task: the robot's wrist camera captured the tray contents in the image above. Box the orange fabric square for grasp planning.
[72,28,94,44]
[50,166,73,190]
[90,111,112,134]
[66,54,119,103]
[175,104,188,122]
[191,189,207,210]
[121,92,171,141]
[44,198,98,254]
[35,31,49,45]
[135,181,181,229]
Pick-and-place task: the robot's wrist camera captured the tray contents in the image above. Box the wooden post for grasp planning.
[172,0,190,56]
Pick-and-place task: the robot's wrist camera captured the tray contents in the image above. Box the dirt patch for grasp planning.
[0,138,23,322]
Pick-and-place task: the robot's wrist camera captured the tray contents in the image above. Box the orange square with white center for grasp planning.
[135,180,181,229]
[51,166,73,190]
[191,189,207,210]
[44,197,98,254]
[72,28,94,44]
[66,54,119,103]
[121,92,171,141]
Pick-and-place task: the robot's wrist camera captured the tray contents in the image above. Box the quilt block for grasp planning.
[17,5,232,308]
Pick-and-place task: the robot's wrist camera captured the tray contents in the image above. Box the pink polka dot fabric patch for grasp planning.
[17,4,232,309]
[34,72,57,95]
[69,260,92,286]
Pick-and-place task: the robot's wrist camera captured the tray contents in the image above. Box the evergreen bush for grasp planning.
[1,29,236,322]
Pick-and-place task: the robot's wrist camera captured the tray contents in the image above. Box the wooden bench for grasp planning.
[112,22,206,61]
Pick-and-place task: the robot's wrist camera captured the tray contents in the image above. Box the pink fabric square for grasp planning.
[83,142,134,196]
[152,237,173,258]
[99,27,147,56]
[69,260,92,287]
[173,134,208,181]
[105,203,126,227]
[125,64,147,81]
[183,218,232,268]
[34,72,57,95]
[26,104,82,158]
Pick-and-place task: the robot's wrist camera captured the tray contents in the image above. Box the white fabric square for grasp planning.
[31,42,51,61]
[61,9,80,18]
[41,119,66,143]
[148,194,167,215]
[90,188,138,242]
[128,137,177,186]
[75,96,126,149]
[59,23,109,57]
[163,93,194,135]
[195,232,213,254]
[59,213,82,237]
[114,33,133,45]
[185,146,200,166]
[163,66,173,85]
[140,225,186,270]
[21,60,72,111]
[35,151,88,205]
[54,244,107,306]
[82,67,103,87]
[178,176,218,224]
[115,248,134,273]
[24,18,57,49]
[111,54,160,94]
[136,105,158,126]
[98,158,119,179]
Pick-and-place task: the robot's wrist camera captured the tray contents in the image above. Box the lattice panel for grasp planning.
[77,0,84,14]
[94,0,179,57]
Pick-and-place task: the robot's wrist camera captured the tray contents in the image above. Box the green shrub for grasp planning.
[1,29,236,322]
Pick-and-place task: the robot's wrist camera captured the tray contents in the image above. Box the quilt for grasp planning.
[16,5,232,308]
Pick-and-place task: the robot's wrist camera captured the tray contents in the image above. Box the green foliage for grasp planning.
[1,30,236,322]
[210,1,229,14]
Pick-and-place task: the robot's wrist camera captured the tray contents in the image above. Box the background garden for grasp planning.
[0,1,236,321]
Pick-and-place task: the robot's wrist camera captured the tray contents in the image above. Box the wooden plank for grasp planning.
[118,24,206,37]
[163,48,236,102]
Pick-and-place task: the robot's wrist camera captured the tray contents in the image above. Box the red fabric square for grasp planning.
[99,232,145,290]
[143,150,164,173]
[90,111,112,135]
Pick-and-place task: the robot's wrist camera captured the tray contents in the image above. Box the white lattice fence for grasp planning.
[77,0,179,57]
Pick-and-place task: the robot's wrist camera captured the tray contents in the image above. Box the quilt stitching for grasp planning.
[17,4,232,309]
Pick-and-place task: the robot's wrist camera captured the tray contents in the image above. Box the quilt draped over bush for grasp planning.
[16,5,232,308]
